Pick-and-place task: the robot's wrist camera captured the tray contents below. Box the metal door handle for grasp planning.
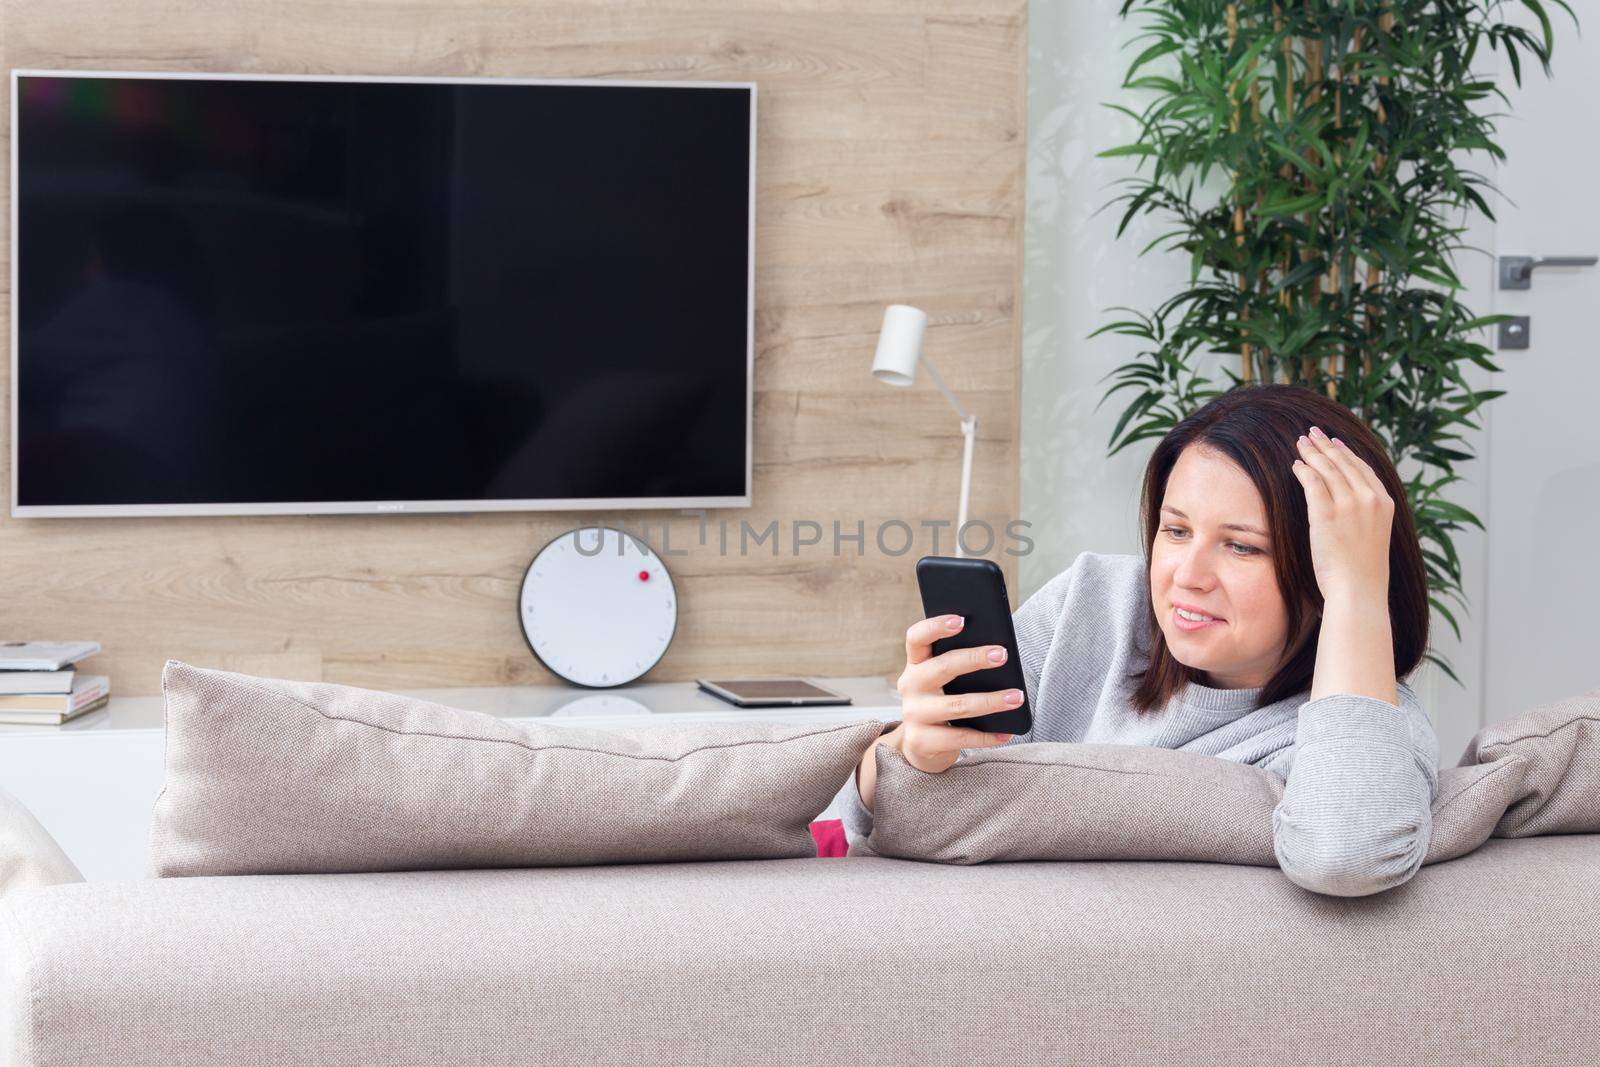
[1499,255,1599,289]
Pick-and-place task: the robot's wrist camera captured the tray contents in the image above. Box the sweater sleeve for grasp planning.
[834,723,898,847]
[1267,680,1439,897]
[835,756,876,847]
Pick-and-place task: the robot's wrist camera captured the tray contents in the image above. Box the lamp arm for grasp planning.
[955,414,977,558]
[916,354,973,423]
[909,352,977,557]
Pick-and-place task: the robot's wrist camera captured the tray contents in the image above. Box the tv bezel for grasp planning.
[8,68,756,518]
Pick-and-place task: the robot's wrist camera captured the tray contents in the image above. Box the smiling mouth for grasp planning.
[1172,605,1224,630]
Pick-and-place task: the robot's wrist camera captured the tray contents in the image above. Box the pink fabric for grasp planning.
[809,819,848,858]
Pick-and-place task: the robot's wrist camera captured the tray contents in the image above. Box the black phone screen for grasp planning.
[914,555,1032,735]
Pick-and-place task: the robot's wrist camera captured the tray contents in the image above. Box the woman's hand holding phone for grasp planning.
[856,613,1023,813]
[893,614,1021,766]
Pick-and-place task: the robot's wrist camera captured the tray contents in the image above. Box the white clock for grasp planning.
[518,526,678,688]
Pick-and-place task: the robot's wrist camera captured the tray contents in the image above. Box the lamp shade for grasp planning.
[871,304,927,386]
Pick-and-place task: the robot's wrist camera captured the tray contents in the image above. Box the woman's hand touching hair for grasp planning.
[1290,424,1394,604]
[1291,423,1399,706]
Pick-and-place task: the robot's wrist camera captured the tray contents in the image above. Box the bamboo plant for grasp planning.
[1093,0,1575,683]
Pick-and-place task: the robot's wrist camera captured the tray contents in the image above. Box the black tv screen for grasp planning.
[11,71,754,516]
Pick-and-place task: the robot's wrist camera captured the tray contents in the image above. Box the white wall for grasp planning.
[1020,0,1190,595]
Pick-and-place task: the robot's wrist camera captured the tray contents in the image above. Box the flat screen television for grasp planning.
[10,70,754,517]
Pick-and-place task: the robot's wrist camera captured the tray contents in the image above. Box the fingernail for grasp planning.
[1297,434,1308,445]
[1331,437,1344,447]
[1004,690,1022,704]
[987,647,1006,663]
[1310,426,1324,438]
[947,616,963,630]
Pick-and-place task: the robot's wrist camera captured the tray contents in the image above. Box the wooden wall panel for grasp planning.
[0,0,1027,694]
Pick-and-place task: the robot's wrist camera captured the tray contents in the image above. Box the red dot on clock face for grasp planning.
[638,570,650,581]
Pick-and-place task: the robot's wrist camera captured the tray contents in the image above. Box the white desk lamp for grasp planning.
[871,304,977,558]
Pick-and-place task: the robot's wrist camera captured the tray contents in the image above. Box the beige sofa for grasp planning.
[5,665,1597,1065]
[2,835,1598,1065]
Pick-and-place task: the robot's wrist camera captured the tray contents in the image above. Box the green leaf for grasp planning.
[1457,314,1513,331]
[1094,377,1156,413]
[1127,76,1184,94]
[1268,257,1329,295]
[1266,140,1326,182]
[1522,0,1556,54]
[1411,266,1464,290]
[1107,390,1162,450]
[1424,651,1464,688]
[1226,35,1274,84]
[1257,192,1326,218]
[1348,120,1370,165]
[1096,143,1158,159]
[1126,38,1184,81]
[1428,596,1464,643]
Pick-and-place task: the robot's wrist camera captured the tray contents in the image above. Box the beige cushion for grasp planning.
[150,661,884,877]
[864,687,1600,867]
[1459,687,1600,837]
[866,740,1285,865]
[0,787,82,897]
[1423,758,1531,863]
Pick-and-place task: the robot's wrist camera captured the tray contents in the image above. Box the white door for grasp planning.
[1480,6,1600,724]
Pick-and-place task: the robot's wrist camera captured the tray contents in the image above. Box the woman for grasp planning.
[837,384,1440,897]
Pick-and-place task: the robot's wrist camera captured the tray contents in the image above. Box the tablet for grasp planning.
[696,678,854,708]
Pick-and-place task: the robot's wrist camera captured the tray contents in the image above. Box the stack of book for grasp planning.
[0,641,110,725]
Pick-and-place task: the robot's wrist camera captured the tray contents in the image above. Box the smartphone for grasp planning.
[914,555,1032,736]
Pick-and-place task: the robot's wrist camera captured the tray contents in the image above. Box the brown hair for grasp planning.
[1129,384,1430,712]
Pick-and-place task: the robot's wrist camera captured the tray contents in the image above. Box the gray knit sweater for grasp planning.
[835,551,1440,897]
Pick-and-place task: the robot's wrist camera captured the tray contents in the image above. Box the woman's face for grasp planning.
[1149,444,1298,689]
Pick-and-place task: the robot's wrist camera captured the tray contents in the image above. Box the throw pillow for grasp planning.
[0,786,84,896]
[865,739,1286,866]
[1458,687,1600,837]
[864,688,1600,868]
[1422,758,1531,863]
[150,661,885,877]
